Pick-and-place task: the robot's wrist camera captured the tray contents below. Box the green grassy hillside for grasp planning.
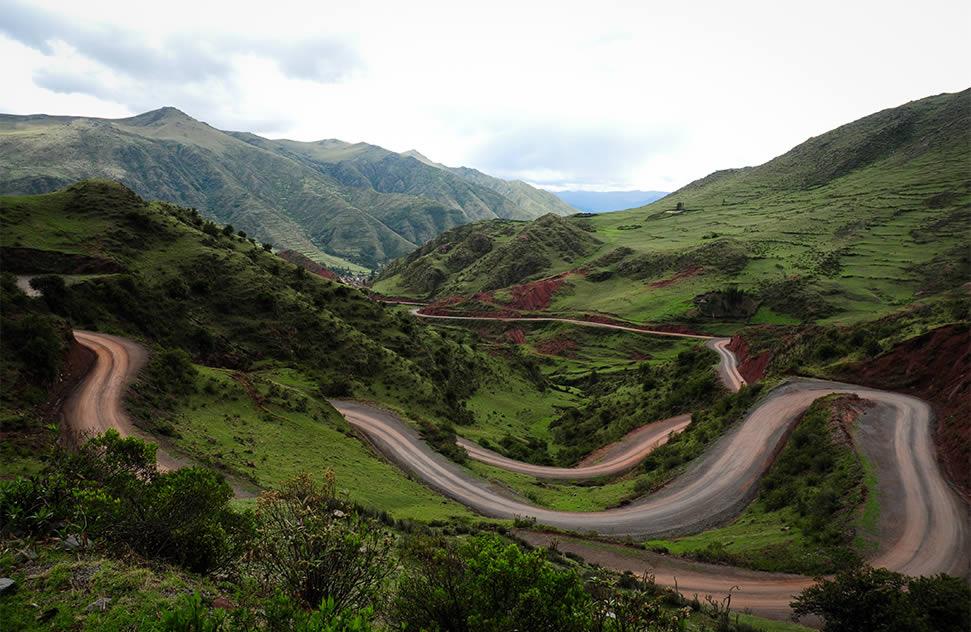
[0,181,554,518]
[376,89,971,325]
[0,108,570,269]
[377,213,601,296]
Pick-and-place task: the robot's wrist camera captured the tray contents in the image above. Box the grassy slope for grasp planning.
[173,365,473,521]
[427,320,722,511]
[0,181,550,520]
[376,89,970,326]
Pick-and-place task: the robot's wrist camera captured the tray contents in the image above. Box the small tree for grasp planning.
[791,565,970,632]
[252,472,395,613]
[393,535,592,632]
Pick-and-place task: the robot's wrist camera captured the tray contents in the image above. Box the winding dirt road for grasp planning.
[62,332,193,470]
[414,311,742,478]
[66,322,969,619]
[333,310,968,617]
[457,414,692,480]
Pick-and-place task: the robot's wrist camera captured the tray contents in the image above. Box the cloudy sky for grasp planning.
[1,0,967,191]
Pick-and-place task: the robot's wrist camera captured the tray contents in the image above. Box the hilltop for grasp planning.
[375,89,971,325]
[0,108,571,269]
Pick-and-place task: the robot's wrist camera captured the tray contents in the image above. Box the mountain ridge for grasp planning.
[0,107,571,268]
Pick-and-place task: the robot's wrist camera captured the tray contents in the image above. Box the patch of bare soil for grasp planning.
[727,336,772,383]
[505,328,526,344]
[533,337,577,357]
[276,249,337,280]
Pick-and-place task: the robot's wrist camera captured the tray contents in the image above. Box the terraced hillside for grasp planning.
[0,108,571,269]
[376,89,971,325]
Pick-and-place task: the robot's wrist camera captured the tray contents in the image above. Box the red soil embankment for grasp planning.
[649,266,702,288]
[534,338,577,357]
[48,337,98,422]
[836,324,970,499]
[505,329,526,344]
[727,336,772,383]
[506,273,569,311]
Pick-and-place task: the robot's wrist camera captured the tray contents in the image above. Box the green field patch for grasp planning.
[467,460,637,512]
[172,365,475,522]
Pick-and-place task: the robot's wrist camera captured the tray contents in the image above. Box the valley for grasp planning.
[1,88,969,632]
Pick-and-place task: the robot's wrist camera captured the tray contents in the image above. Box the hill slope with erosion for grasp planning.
[0,108,570,269]
[375,89,971,326]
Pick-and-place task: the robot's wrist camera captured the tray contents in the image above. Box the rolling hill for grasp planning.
[0,108,571,269]
[375,89,971,325]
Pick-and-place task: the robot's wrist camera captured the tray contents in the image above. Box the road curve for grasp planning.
[412,309,716,340]
[413,310,745,476]
[66,326,969,619]
[331,381,968,615]
[457,414,692,480]
[65,332,184,471]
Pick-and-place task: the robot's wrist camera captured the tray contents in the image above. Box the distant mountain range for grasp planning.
[554,190,669,213]
[0,107,573,269]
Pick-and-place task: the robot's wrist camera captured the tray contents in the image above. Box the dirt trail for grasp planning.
[416,310,744,476]
[458,414,692,480]
[63,331,258,495]
[412,308,742,392]
[66,324,969,621]
[331,381,968,617]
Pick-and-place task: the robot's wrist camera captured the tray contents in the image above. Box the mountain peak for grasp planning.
[124,106,196,126]
[401,149,442,168]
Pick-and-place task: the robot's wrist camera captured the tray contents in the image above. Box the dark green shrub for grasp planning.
[252,472,395,612]
[791,566,970,632]
[47,431,249,573]
[160,591,374,632]
[393,535,592,632]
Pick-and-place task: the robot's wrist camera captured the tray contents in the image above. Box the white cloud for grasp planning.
[0,0,968,190]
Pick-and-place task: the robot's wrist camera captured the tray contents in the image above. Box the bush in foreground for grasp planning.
[791,565,970,632]
[0,430,251,573]
[251,471,395,611]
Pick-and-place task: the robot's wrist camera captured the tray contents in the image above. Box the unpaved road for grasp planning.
[413,309,715,340]
[63,331,189,470]
[458,414,692,480]
[331,311,968,618]
[67,323,969,619]
[331,381,969,617]
[64,331,260,498]
[415,310,742,478]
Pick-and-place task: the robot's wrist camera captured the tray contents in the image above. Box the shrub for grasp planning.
[160,592,374,632]
[5,431,252,573]
[586,573,689,632]
[392,535,592,632]
[791,566,970,632]
[251,472,395,612]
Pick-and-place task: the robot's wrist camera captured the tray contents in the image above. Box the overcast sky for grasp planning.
[1,0,968,191]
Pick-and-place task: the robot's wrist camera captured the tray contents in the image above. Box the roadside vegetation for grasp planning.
[0,432,815,631]
[646,396,871,575]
